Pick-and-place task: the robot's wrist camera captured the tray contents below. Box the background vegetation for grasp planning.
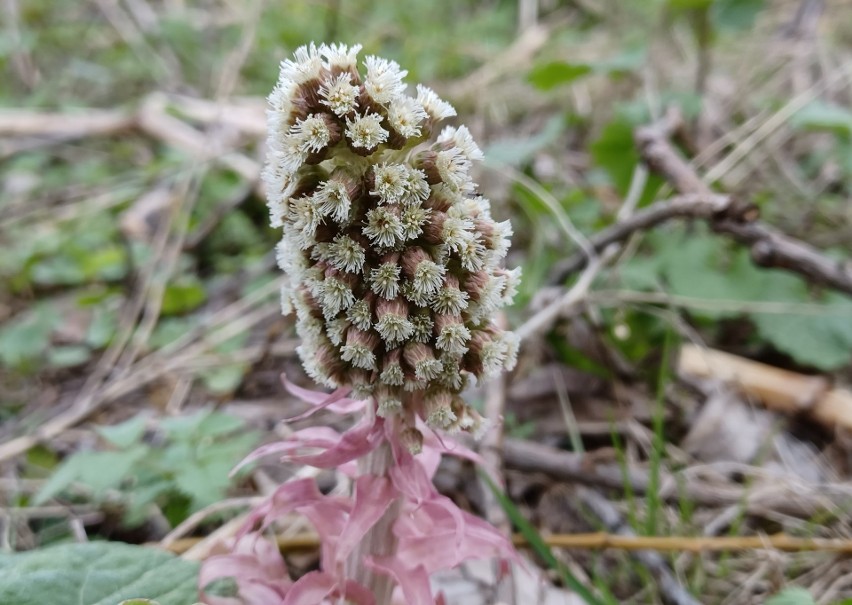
[1,0,851,603]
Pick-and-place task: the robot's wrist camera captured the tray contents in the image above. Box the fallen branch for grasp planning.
[678,344,852,431]
[637,109,852,296]
[501,438,852,518]
[554,110,852,297]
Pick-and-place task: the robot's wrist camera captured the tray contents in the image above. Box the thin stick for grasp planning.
[163,531,852,556]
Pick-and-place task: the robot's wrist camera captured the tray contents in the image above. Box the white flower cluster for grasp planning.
[265,43,520,443]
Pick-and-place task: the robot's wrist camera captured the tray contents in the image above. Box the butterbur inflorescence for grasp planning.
[201,44,521,605]
[266,43,520,445]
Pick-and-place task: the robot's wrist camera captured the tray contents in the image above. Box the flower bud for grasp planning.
[266,43,519,437]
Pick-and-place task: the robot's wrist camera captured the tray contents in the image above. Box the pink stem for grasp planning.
[346,406,400,604]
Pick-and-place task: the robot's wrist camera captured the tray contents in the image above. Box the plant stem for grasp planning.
[347,411,400,604]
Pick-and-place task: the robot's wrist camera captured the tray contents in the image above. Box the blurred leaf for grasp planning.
[590,114,663,203]
[766,588,816,605]
[196,411,245,437]
[791,101,852,136]
[35,445,149,504]
[753,296,852,370]
[668,0,713,8]
[528,61,592,91]
[149,316,198,349]
[160,409,211,440]
[712,0,766,31]
[161,276,206,315]
[85,307,118,348]
[46,345,91,368]
[96,414,148,448]
[33,454,87,505]
[484,114,565,167]
[199,364,247,395]
[0,542,198,605]
[0,305,61,369]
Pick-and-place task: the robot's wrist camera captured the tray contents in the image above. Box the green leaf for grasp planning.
[484,114,565,167]
[753,300,852,370]
[528,61,592,91]
[96,414,148,449]
[0,305,61,369]
[33,454,88,505]
[47,345,91,368]
[196,412,245,438]
[161,277,206,316]
[589,114,663,203]
[35,446,150,504]
[199,363,247,395]
[791,101,852,136]
[668,0,713,8]
[766,587,816,605]
[480,472,604,605]
[0,542,199,605]
[712,0,766,31]
[86,307,118,348]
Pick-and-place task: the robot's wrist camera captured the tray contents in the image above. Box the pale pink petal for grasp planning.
[234,419,382,477]
[421,426,485,468]
[282,572,375,605]
[387,445,434,504]
[335,474,397,561]
[229,437,324,476]
[238,478,328,539]
[281,375,364,415]
[199,554,289,605]
[396,507,517,573]
[281,571,335,605]
[366,556,434,605]
[232,533,290,579]
[286,417,384,468]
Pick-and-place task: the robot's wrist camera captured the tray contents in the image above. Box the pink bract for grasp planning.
[199,381,515,605]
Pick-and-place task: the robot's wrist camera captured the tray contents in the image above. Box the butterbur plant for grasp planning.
[200,43,521,605]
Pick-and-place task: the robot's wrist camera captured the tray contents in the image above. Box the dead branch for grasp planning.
[678,344,852,431]
[553,110,852,297]
[501,438,852,518]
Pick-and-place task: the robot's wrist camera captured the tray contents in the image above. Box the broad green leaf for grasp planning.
[766,587,816,605]
[78,446,150,496]
[0,542,199,605]
[96,414,148,449]
[753,298,852,370]
[528,61,592,91]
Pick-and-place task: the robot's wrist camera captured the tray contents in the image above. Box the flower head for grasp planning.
[266,43,519,440]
